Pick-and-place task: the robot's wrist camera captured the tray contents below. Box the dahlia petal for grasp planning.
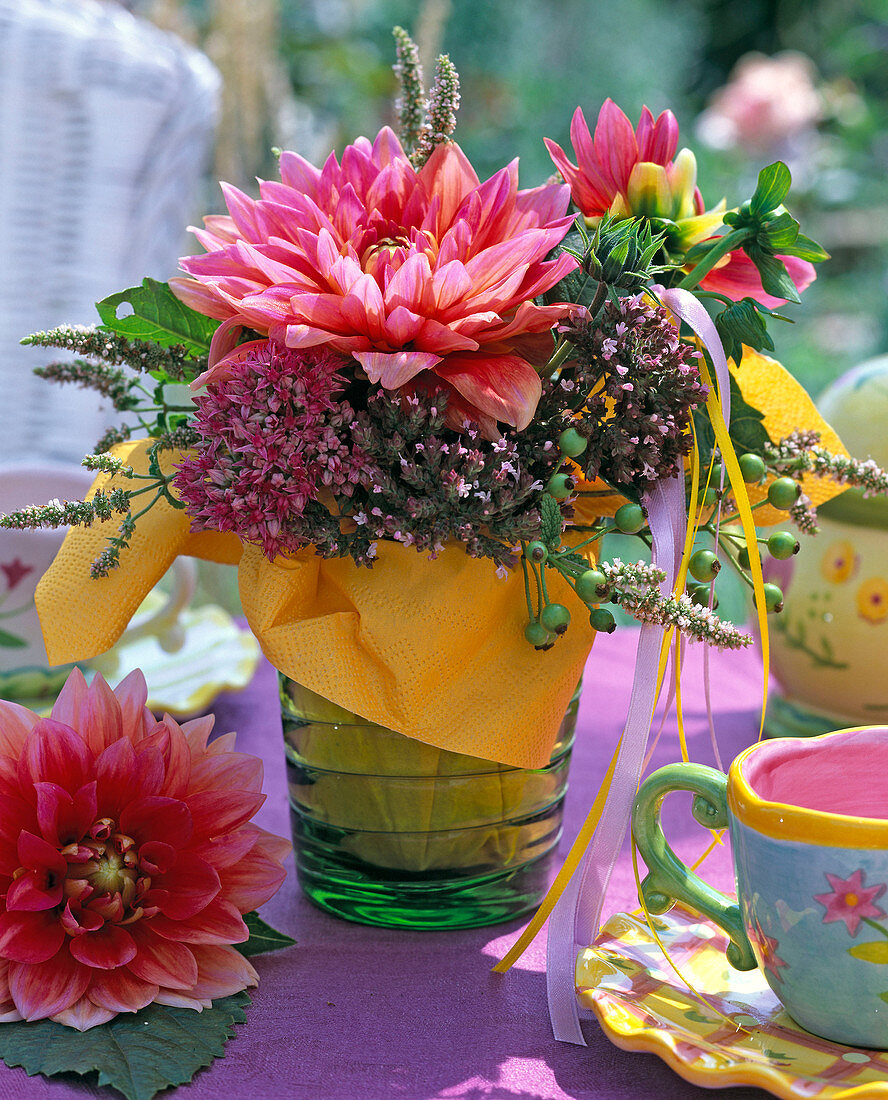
[366,160,416,224]
[186,789,266,841]
[431,260,474,313]
[119,795,194,848]
[169,277,236,322]
[182,715,217,756]
[8,948,90,1020]
[434,352,542,431]
[383,305,425,346]
[141,718,192,800]
[49,667,90,732]
[151,852,221,920]
[152,989,209,1011]
[138,841,177,876]
[220,182,265,242]
[18,719,91,791]
[700,249,816,306]
[0,698,40,757]
[188,944,259,1000]
[87,968,158,1014]
[513,182,571,230]
[626,162,672,219]
[69,924,137,970]
[190,825,259,870]
[78,674,124,755]
[594,98,639,196]
[35,780,97,848]
[420,141,481,235]
[17,830,66,876]
[339,273,387,342]
[148,898,249,945]
[187,751,263,796]
[50,996,117,1031]
[371,125,409,168]
[252,825,294,864]
[94,737,139,818]
[5,868,63,912]
[220,846,289,912]
[127,932,198,990]
[385,252,434,313]
[0,910,66,963]
[637,106,679,165]
[113,669,151,742]
[278,150,322,195]
[353,350,442,389]
[543,135,596,213]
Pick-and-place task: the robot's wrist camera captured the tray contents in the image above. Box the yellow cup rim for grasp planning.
[728,726,888,848]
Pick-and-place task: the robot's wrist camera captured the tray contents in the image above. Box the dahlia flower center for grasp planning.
[362,235,412,270]
[57,822,155,930]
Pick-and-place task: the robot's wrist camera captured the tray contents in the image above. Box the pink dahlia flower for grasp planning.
[0,669,289,1030]
[170,128,578,436]
[545,99,815,307]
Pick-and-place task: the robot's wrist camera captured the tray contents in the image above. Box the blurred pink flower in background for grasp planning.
[172,128,579,436]
[0,670,289,1029]
[696,52,823,156]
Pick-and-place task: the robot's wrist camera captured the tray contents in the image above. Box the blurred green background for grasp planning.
[147,0,888,402]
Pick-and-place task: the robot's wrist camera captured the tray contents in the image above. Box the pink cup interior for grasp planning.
[741,728,888,819]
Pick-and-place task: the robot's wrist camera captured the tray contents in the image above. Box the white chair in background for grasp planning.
[0,0,220,464]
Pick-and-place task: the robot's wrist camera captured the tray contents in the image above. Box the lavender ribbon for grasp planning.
[546,286,732,1045]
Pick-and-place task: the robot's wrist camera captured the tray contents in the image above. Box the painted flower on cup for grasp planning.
[820,540,858,585]
[856,578,888,625]
[750,915,788,982]
[815,869,887,935]
[544,99,816,307]
[0,669,290,1029]
[170,128,578,437]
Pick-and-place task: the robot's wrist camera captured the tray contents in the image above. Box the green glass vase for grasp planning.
[279,676,579,929]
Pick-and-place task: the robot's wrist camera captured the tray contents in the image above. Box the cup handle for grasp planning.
[631,763,757,971]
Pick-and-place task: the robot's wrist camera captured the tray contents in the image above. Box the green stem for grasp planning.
[862,917,888,939]
[676,228,753,292]
[545,338,573,374]
[520,551,535,621]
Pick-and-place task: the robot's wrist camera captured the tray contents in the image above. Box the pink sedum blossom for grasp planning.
[171,128,579,436]
[545,99,816,307]
[0,669,290,1030]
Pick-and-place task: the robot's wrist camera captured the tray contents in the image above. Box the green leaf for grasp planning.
[779,232,830,263]
[540,493,563,544]
[849,941,888,965]
[0,993,250,1100]
[746,246,801,304]
[238,911,296,957]
[749,161,792,216]
[96,279,218,355]
[715,298,775,365]
[0,629,27,648]
[692,370,769,473]
[760,210,801,251]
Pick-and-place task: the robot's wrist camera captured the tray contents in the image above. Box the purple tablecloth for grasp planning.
[0,630,777,1099]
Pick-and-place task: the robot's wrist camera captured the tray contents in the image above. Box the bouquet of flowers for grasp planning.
[4,25,888,1074]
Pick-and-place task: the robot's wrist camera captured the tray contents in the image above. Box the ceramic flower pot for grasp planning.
[766,356,888,737]
[279,676,579,929]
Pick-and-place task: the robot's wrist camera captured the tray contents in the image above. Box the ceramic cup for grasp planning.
[0,464,196,700]
[631,728,888,1048]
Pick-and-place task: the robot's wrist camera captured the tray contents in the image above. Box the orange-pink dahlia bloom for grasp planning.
[545,99,816,307]
[171,128,578,435]
[0,669,289,1030]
